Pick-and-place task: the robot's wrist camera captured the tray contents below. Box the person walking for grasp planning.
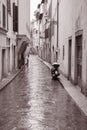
[25,55,29,66]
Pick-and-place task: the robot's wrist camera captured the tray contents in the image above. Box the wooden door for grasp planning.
[76,35,82,87]
[68,39,72,80]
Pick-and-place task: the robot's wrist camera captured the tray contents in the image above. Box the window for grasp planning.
[3,4,6,28]
[36,30,38,34]
[41,0,46,3]
[0,11,1,26]
[45,28,49,38]
[7,0,11,14]
[13,3,18,32]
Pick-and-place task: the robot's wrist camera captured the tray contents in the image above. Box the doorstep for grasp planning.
[0,69,20,91]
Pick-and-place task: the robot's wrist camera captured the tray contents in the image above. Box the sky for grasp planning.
[30,0,41,21]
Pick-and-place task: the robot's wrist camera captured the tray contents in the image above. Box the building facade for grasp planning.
[35,0,51,62]
[0,0,30,79]
[51,0,59,63]
[0,0,18,80]
[0,0,8,79]
[18,0,30,37]
[17,0,30,68]
[35,0,59,64]
[7,0,18,72]
[58,0,87,96]
[30,20,39,54]
[36,0,87,96]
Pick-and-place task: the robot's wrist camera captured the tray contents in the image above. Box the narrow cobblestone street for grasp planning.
[0,55,87,130]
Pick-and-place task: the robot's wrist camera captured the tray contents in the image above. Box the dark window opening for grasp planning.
[36,30,37,34]
[13,3,18,32]
[7,0,11,14]
[3,4,6,28]
[41,0,45,3]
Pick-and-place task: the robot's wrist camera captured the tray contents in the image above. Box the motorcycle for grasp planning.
[51,63,60,79]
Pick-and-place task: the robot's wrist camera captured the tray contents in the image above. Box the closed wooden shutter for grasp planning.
[7,0,11,14]
[3,4,6,28]
[13,3,18,32]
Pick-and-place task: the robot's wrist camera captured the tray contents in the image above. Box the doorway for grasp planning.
[68,39,72,80]
[2,49,5,77]
[56,51,58,62]
[8,47,10,72]
[13,46,15,69]
[75,34,82,87]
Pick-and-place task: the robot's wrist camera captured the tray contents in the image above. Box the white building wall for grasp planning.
[18,0,30,38]
[51,0,57,63]
[47,0,51,11]
[59,0,73,76]
[59,0,87,92]
[7,0,17,72]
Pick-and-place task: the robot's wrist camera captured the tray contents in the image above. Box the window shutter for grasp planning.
[13,3,18,32]
[3,4,6,28]
[7,0,11,14]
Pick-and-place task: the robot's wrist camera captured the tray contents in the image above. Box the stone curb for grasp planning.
[0,69,21,91]
[39,57,87,116]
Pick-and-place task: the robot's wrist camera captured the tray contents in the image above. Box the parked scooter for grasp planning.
[51,63,60,80]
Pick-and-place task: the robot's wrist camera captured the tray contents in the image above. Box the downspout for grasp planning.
[57,0,59,60]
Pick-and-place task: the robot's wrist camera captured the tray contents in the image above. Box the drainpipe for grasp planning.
[57,0,58,48]
[38,9,40,56]
[57,0,59,61]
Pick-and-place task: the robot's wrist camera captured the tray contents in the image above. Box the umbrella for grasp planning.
[18,36,31,55]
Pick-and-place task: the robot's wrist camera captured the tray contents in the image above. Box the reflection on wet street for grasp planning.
[0,55,87,130]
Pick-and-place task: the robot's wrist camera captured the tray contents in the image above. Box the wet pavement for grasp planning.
[0,55,87,130]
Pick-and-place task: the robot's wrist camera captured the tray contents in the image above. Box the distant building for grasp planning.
[36,0,58,63]
[36,0,87,96]
[30,20,39,54]
[35,0,49,60]
[51,0,59,63]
